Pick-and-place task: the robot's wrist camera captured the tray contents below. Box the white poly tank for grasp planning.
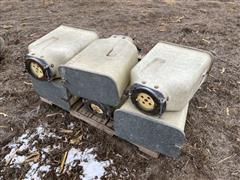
[26,25,98,81]
[130,41,213,115]
[59,35,138,107]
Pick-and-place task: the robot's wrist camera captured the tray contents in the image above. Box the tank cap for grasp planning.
[25,55,52,81]
[130,83,166,116]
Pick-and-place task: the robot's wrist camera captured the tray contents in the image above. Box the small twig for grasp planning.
[226,107,230,116]
[221,67,225,74]
[30,105,40,116]
[183,159,190,170]
[170,16,184,23]
[137,152,149,160]
[46,112,64,118]
[59,128,73,134]
[215,154,236,165]
[70,135,83,145]
[164,0,176,5]
[196,104,208,109]
[36,105,40,115]
[2,24,13,29]
[209,74,217,79]
[24,152,40,163]
[159,25,167,32]
[202,39,210,44]
[60,151,68,173]
[23,81,32,86]
[206,87,216,92]
[0,125,8,129]
[0,112,8,117]
[5,158,13,166]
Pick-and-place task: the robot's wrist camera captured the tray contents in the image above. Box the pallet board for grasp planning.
[41,97,159,158]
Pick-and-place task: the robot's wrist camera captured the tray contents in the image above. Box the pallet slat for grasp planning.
[40,97,160,158]
[70,110,115,136]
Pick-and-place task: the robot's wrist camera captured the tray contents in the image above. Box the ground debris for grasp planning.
[46,112,64,118]
[60,151,68,173]
[1,124,113,179]
[221,67,226,74]
[2,24,13,29]
[159,24,167,32]
[169,16,184,23]
[215,154,236,165]
[226,107,230,116]
[0,125,8,128]
[23,81,33,86]
[25,152,40,163]
[0,112,8,117]
[202,38,210,44]
[164,0,176,5]
[70,135,83,145]
[196,104,208,109]
[59,128,73,134]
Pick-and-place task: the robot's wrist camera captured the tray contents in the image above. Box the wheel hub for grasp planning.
[90,103,104,114]
[136,92,155,111]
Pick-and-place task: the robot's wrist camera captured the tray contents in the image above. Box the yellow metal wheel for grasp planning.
[135,92,155,111]
[90,103,104,114]
[30,62,44,79]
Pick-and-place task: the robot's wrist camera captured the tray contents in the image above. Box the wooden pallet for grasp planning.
[41,97,159,158]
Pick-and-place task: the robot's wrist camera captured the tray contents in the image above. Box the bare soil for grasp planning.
[0,0,239,179]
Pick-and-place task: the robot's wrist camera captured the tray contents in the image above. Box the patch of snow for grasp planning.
[63,147,112,180]
[47,132,61,139]
[10,155,26,165]
[39,164,51,172]
[67,122,75,129]
[3,124,60,167]
[24,163,39,180]
[4,130,32,167]
[53,144,61,149]
[18,131,29,141]
[42,146,50,153]
[36,126,45,137]
[24,162,51,180]
[80,155,111,180]
[3,124,113,179]
[36,125,61,140]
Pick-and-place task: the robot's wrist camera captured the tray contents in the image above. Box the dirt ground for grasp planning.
[0,0,239,179]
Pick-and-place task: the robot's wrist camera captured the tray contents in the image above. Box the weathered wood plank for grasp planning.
[41,97,159,158]
[136,144,159,158]
[91,115,108,124]
[40,97,53,105]
[106,120,114,129]
[70,110,115,136]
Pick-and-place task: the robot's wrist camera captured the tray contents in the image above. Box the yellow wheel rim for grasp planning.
[90,103,104,114]
[30,62,44,79]
[136,92,155,111]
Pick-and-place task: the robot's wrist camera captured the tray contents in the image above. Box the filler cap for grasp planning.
[130,84,166,116]
[25,55,52,81]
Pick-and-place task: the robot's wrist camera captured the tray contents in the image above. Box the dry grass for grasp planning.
[164,0,176,5]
